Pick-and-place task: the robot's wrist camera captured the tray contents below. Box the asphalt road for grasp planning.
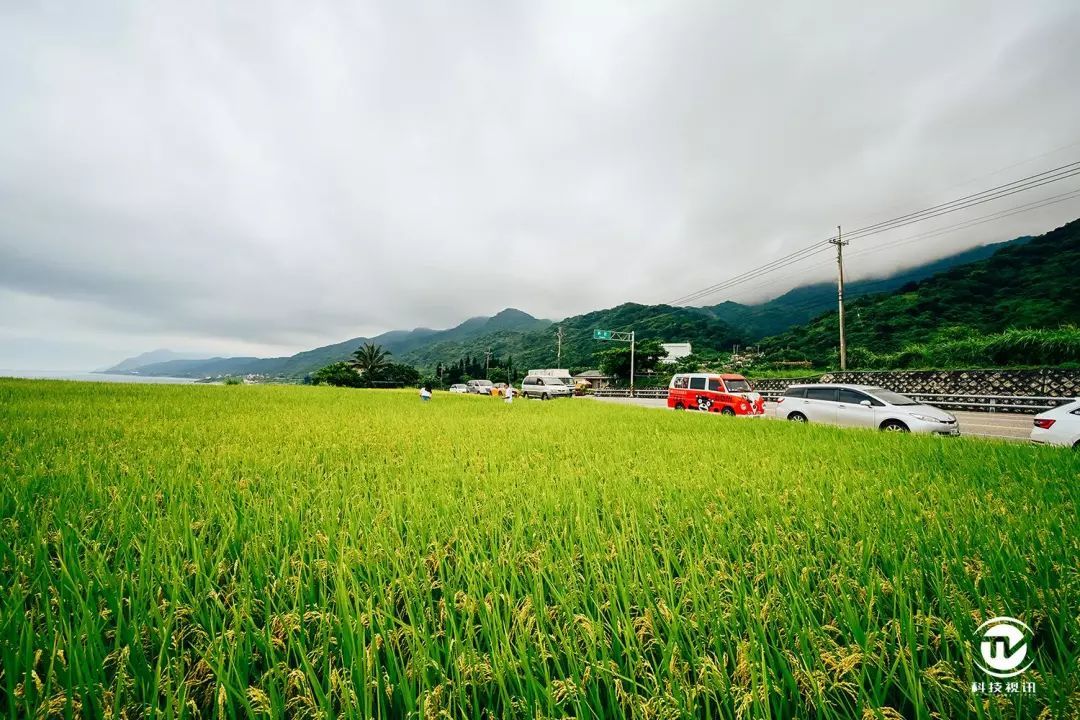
[588,396,1035,442]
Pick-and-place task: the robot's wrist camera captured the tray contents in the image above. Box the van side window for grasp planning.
[673,376,688,389]
[806,387,838,402]
[708,378,721,391]
[839,388,881,405]
[689,377,706,390]
[783,387,807,399]
[523,377,534,384]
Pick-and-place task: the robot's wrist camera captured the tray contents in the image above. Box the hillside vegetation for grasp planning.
[104,223,1077,378]
[759,219,1080,368]
[396,303,744,373]
[703,236,1029,339]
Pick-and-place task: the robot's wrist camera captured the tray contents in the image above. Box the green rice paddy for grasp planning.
[1,379,1077,719]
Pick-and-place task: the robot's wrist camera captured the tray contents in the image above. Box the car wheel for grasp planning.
[788,412,807,423]
[721,407,736,417]
[542,392,549,400]
[674,403,684,410]
[881,420,909,433]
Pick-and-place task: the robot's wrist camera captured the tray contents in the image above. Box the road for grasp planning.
[588,396,1034,442]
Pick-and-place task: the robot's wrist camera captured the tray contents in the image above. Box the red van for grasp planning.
[667,373,765,415]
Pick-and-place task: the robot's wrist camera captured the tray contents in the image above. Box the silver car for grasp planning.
[521,375,573,399]
[776,384,959,435]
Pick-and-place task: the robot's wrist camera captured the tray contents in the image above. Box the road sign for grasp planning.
[592,329,636,396]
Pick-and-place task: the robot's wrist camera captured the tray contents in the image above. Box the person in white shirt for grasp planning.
[503,383,513,404]
[419,385,432,402]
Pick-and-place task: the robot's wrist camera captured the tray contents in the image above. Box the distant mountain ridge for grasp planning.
[757,219,1080,366]
[104,232,1056,378]
[100,349,211,373]
[105,308,552,379]
[702,236,1032,339]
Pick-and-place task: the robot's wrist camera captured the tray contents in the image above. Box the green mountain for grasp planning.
[395,303,745,373]
[107,225,1076,379]
[117,309,550,379]
[757,219,1080,368]
[702,236,1032,339]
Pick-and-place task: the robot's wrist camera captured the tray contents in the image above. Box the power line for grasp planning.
[719,188,1080,308]
[838,139,1080,229]
[666,159,1080,308]
[614,157,1080,338]
[837,166,1080,242]
[840,161,1080,238]
[727,188,1080,319]
[667,243,832,306]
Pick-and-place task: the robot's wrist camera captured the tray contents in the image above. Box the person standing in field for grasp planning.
[420,384,432,402]
[503,383,513,404]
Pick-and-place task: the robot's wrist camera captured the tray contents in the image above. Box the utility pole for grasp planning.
[556,326,564,367]
[629,331,636,397]
[829,225,849,370]
[484,349,492,374]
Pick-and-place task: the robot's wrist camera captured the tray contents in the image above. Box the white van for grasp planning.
[521,375,573,399]
[777,384,959,435]
[528,369,575,386]
[466,379,494,395]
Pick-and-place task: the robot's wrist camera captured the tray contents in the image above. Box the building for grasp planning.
[573,369,612,390]
[661,342,692,363]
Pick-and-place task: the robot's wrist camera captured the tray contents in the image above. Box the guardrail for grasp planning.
[761,389,1070,413]
[593,388,669,399]
[598,387,1071,413]
[903,392,1071,413]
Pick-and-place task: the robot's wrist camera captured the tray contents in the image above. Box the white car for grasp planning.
[448,384,468,394]
[777,384,959,435]
[466,379,494,395]
[1030,399,1080,448]
[521,375,573,399]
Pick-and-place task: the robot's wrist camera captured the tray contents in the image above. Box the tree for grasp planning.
[351,343,391,377]
[379,362,421,387]
[310,362,364,387]
[597,340,666,383]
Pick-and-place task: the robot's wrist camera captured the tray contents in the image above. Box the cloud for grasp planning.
[1,0,1079,368]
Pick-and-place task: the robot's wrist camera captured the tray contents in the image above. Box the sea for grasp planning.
[0,370,196,384]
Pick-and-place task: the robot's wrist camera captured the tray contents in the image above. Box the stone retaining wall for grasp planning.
[749,369,1080,413]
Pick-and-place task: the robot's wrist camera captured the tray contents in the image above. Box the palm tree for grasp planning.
[351,342,391,377]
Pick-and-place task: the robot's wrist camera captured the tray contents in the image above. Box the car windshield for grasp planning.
[868,388,919,406]
[724,379,752,392]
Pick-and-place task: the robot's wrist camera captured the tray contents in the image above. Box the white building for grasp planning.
[661,343,692,363]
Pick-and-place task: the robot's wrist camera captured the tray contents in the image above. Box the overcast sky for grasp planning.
[2,1,1080,370]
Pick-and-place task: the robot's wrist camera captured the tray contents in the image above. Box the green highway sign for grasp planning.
[593,329,613,340]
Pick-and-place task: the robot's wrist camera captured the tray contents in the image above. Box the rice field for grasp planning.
[1,379,1077,719]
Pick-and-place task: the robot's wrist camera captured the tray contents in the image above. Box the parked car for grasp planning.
[666,373,765,415]
[777,384,959,435]
[1030,398,1080,448]
[528,369,577,394]
[466,379,494,395]
[521,375,573,399]
[448,384,468,394]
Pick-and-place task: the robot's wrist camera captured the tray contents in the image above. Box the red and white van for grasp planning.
[667,373,765,416]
